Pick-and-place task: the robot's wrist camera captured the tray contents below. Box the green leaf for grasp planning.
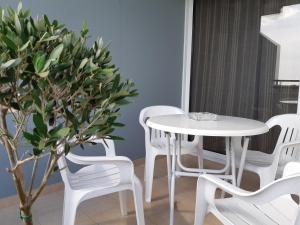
[37,70,49,78]
[40,35,59,42]
[81,21,89,37]
[7,7,15,18]
[23,9,30,18]
[116,99,130,105]
[49,123,63,134]
[1,35,17,50]
[23,131,35,141]
[32,89,42,110]
[52,63,70,73]
[64,108,79,130]
[102,68,114,76]
[17,1,22,15]
[43,15,50,27]
[81,108,90,123]
[23,131,40,144]
[78,58,88,71]
[45,100,55,113]
[33,113,47,137]
[64,143,70,155]
[14,13,22,34]
[0,9,3,23]
[82,126,101,135]
[112,74,120,90]
[1,58,21,69]
[23,100,33,109]
[41,59,53,72]
[38,139,46,149]
[51,127,70,138]
[33,54,46,72]
[33,148,42,156]
[109,135,125,141]
[49,43,64,61]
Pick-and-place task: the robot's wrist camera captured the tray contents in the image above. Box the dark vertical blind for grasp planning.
[190,0,300,153]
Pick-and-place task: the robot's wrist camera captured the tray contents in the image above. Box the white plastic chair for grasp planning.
[57,137,145,225]
[194,162,300,225]
[204,114,300,188]
[139,105,202,202]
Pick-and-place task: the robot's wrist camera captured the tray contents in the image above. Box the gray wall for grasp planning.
[0,0,184,198]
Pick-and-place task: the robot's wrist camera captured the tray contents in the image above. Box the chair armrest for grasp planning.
[197,175,250,202]
[86,136,116,157]
[272,140,300,169]
[139,113,148,131]
[276,140,300,153]
[67,136,116,156]
[67,153,135,182]
[66,152,132,166]
[197,173,300,205]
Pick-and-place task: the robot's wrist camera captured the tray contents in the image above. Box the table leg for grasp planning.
[169,171,176,225]
[226,137,237,186]
[220,137,232,198]
[237,137,250,186]
[197,136,204,169]
[166,132,171,194]
[169,134,177,225]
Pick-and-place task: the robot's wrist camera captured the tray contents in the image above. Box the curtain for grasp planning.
[190,0,299,153]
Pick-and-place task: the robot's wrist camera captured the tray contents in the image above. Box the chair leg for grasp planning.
[133,177,146,225]
[144,151,148,182]
[62,191,80,225]
[145,151,157,203]
[119,191,128,216]
[194,178,209,225]
[221,162,231,198]
[197,150,204,169]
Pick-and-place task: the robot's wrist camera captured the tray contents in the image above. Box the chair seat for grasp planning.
[151,140,199,155]
[214,196,297,225]
[242,150,274,167]
[69,164,121,190]
[203,149,274,168]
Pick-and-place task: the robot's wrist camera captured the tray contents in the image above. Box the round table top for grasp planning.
[146,114,269,137]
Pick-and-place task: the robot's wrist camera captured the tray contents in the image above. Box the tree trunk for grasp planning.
[20,207,33,225]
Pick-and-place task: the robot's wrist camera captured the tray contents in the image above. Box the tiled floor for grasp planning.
[0,156,259,225]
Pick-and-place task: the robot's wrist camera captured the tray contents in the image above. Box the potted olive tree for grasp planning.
[0,3,137,225]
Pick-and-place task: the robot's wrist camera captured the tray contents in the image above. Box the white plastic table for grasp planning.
[146,114,269,225]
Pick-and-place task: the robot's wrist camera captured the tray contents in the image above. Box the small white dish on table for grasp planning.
[188,112,218,121]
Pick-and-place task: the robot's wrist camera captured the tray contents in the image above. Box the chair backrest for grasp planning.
[139,105,185,145]
[267,114,300,166]
[57,147,71,185]
[57,137,115,186]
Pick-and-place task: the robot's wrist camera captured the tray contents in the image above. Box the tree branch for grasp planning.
[0,109,27,207]
[32,154,58,203]
[28,158,38,196]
